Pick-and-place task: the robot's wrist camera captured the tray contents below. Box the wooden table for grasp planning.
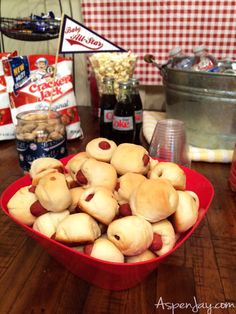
[0,107,235,314]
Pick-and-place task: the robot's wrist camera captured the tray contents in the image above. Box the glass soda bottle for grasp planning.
[99,76,117,139]
[89,71,100,117]
[112,81,136,145]
[129,77,143,144]
[192,45,217,72]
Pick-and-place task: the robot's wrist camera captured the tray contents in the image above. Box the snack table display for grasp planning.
[0,107,235,313]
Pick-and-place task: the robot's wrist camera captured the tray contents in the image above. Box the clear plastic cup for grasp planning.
[149,119,191,168]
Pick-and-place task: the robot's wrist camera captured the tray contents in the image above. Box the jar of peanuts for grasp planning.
[15,110,67,172]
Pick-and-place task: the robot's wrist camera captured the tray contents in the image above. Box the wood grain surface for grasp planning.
[0,107,235,314]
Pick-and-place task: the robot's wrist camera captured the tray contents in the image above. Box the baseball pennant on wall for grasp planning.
[59,14,126,54]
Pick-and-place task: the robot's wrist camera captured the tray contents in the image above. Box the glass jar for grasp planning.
[15,110,67,172]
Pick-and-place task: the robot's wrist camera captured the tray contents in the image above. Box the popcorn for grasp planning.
[89,51,137,95]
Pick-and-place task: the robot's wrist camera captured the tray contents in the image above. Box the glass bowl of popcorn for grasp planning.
[89,51,138,96]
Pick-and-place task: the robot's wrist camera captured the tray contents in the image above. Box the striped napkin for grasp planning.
[143,111,234,163]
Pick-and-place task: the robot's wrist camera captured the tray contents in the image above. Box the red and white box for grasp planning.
[0,51,17,140]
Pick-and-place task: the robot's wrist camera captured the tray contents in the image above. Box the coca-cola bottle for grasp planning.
[112,81,136,144]
[99,76,116,139]
[129,77,143,144]
[89,71,100,117]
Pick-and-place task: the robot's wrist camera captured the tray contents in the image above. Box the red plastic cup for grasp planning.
[229,144,236,191]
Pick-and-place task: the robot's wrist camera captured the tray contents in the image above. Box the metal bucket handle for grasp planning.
[143,54,168,79]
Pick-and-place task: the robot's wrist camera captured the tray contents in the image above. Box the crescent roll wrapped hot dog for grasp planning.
[172,190,199,233]
[35,172,72,212]
[68,187,85,213]
[7,186,37,226]
[78,186,119,225]
[30,157,64,186]
[150,219,176,256]
[114,172,146,202]
[85,137,117,162]
[65,152,89,180]
[84,237,124,263]
[126,250,156,263]
[54,213,101,245]
[33,210,70,238]
[148,162,186,190]
[75,158,117,191]
[110,143,150,175]
[130,178,179,223]
[107,216,153,256]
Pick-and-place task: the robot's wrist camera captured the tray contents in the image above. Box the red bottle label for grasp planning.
[135,110,143,123]
[103,109,114,122]
[113,116,134,131]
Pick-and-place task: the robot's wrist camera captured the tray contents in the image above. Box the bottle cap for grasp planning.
[129,77,140,86]
[192,45,206,54]
[118,81,131,89]
[103,76,115,83]
[169,46,182,57]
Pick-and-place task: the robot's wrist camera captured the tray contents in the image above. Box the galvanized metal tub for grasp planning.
[161,67,236,150]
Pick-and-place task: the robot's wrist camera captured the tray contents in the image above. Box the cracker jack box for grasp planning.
[0,51,17,140]
[3,54,83,140]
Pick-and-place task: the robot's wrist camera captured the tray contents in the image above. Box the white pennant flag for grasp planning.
[59,14,126,54]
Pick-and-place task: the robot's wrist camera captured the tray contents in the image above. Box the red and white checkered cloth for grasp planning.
[81,0,236,85]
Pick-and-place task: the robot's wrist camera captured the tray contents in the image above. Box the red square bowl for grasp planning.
[0,156,214,291]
